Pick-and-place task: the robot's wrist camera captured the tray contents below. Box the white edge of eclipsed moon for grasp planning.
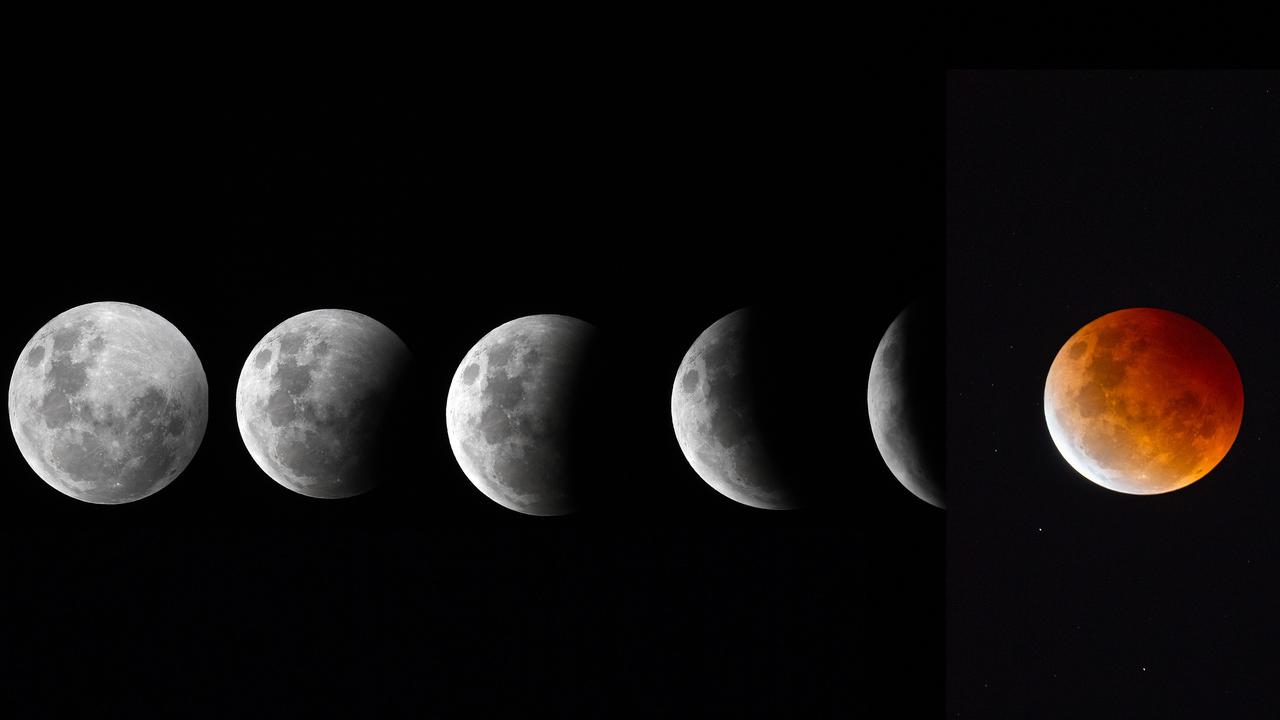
[1042,371,1158,495]
[442,362,527,515]
[234,339,286,495]
[866,308,945,509]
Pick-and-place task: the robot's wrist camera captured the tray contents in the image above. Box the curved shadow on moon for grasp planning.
[672,305,835,510]
[444,315,604,517]
[867,298,945,509]
[235,309,414,500]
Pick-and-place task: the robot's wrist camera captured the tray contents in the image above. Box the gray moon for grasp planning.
[235,309,412,499]
[670,308,799,510]
[445,314,596,516]
[8,302,208,504]
[867,302,944,508]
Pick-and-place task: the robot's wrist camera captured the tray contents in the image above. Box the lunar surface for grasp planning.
[867,300,944,508]
[236,309,413,499]
[8,302,208,504]
[1044,307,1243,495]
[445,315,598,516]
[671,308,799,510]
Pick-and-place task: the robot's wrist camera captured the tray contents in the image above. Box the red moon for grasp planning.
[1044,308,1243,495]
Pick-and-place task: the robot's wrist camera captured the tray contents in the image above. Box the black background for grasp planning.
[948,70,1280,717]
[6,62,942,714]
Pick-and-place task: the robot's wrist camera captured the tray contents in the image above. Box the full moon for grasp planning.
[236,309,413,499]
[1044,307,1243,494]
[8,302,208,504]
[445,315,598,516]
[867,300,944,508]
[670,307,800,510]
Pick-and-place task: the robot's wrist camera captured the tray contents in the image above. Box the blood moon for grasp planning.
[1044,308,1243,495]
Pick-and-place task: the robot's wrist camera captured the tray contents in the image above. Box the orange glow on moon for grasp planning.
[1044,308,1243,494]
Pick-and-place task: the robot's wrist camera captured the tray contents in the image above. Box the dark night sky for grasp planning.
[947,70,1280,717]
[4,61,942,714]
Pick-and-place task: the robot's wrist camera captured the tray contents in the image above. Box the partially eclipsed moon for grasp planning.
[670,308,799,510]
[235,309,413,499]
[444,314,597,516]
[867,300,944,508]
[1044,307,1243,495]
